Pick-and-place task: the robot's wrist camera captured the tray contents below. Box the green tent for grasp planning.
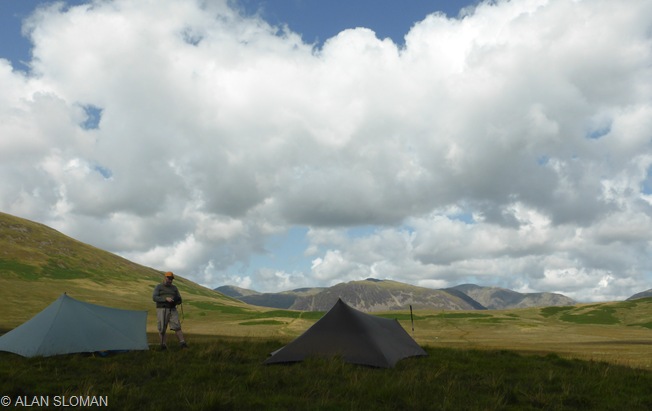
[264,298,427,368]
[0,293,148,357]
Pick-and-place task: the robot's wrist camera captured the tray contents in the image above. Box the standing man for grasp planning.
[153,271,188,350]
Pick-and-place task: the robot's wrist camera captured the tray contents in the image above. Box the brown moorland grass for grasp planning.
[406,301,652,370]
[2,279,651,369]
[1,333,651,410]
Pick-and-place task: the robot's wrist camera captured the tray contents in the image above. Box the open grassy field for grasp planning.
[1,334,651,410]
[4,292,651,365]
[11,296,650,370]
[406,299,652,370]
[151,296,652,370]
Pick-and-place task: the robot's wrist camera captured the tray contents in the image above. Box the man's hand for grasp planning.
[166,297,174,303]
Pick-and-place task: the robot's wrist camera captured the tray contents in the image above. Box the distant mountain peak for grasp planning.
[215,278,575,312]
[627,289,652,301]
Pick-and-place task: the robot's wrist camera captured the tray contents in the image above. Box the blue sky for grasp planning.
[236,0,473,45]
[1,0,652,301]
[0,0,473,68]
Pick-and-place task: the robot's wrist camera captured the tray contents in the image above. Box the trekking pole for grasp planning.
[162,308,170,333]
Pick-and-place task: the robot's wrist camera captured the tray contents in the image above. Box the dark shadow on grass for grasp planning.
[577,340,652,345]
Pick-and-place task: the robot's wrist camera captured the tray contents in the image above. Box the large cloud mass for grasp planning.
[2,0,652,301]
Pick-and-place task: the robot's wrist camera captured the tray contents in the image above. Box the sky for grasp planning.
[1,0,652,302]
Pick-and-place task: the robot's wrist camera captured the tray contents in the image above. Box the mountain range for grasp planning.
[215,279,578,312]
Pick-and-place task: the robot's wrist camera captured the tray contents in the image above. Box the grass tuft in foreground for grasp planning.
[1,335,651,410]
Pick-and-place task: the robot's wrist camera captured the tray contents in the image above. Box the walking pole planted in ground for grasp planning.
[410,304,415,335]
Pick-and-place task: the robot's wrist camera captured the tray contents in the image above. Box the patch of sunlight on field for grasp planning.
[402,308,652,370]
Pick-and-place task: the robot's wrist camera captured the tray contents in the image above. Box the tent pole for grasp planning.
[410,305,414,335]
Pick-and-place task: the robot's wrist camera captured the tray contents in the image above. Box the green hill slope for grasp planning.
[0,212,252,332]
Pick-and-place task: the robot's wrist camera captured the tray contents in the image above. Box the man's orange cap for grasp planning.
[164,271,175,278]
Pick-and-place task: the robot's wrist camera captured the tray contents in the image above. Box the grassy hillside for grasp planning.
[0,212,259,333]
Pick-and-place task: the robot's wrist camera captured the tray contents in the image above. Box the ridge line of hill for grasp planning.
[215,279,579,312]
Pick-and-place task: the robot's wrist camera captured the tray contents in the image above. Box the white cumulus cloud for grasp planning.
[2,0,652,301]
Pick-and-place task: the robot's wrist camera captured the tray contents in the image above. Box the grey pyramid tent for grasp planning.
[0,293,148,357]
[264,298,427,368]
